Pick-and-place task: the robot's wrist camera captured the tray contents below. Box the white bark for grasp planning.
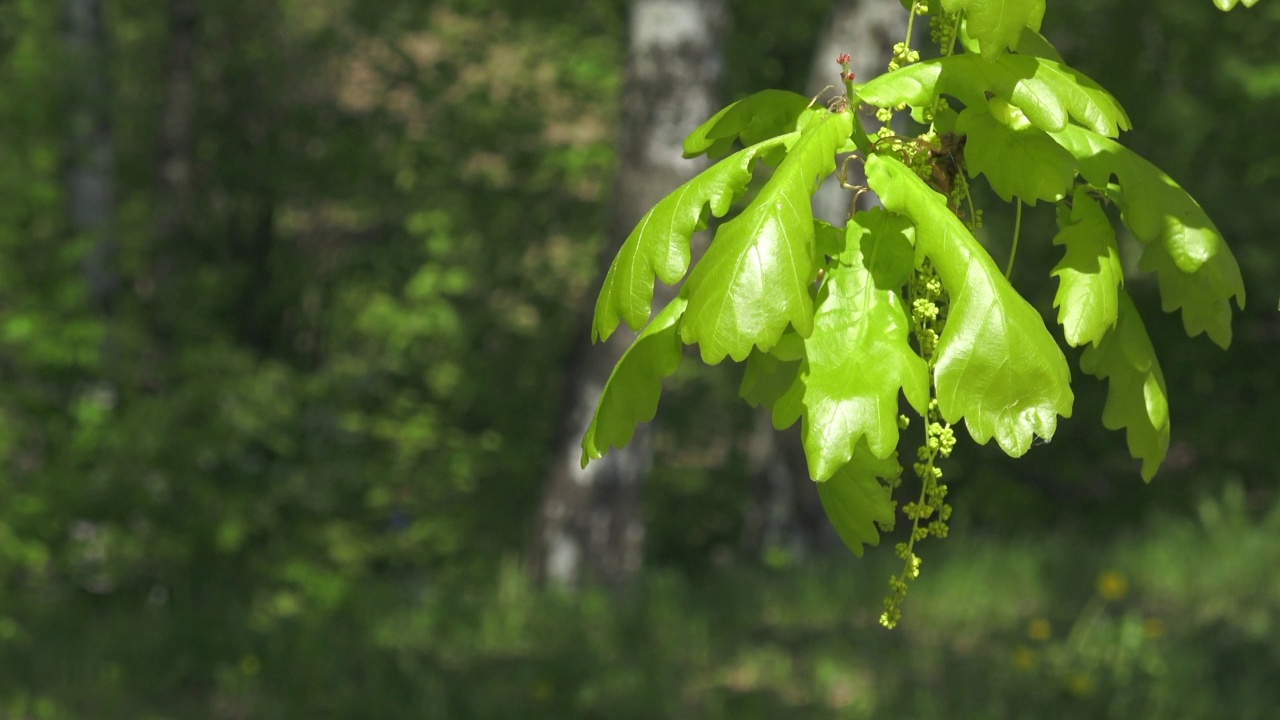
[531,0,726,588]
[808,0,907,224]
[744,0,908,559]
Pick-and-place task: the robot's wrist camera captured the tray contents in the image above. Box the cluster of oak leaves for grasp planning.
[581,0,1246,626]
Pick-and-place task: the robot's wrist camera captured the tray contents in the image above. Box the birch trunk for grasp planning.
[530,0,726,588]
[745,0,908,558]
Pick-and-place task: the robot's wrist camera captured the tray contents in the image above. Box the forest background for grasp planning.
[0,0,1278,717]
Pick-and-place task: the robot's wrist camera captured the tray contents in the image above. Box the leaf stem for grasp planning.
[884,259,953,629]
[944,12,962,57]
[1005,198,1022,279]
[904,7,918,60]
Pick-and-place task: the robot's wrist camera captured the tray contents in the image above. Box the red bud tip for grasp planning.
[836,53,851,65]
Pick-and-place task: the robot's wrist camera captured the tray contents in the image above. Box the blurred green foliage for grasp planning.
[0,0,1274,715]
[1,0,625,677]
[3,483,1278,718]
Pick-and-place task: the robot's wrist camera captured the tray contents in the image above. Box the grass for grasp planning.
[1,481,1277,719]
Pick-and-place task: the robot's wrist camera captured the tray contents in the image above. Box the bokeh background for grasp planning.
[1,0,1277,717]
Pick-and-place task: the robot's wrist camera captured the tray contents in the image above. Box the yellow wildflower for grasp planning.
[1097,570,1129,601]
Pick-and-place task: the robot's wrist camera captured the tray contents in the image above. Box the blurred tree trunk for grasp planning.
[809,0,906,224]
[65,0,118,311]
[530,0,726,588]
[155,0,197,242]
[743,0,907,559]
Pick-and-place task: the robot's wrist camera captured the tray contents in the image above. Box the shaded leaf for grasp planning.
[814,219,845,260]
[593,135,791,341]
[866,153,1073,456]
[932,102,961,135]
[856,208,917,289]
[1051,188,1123,347]
[943,0,1045,59]
[1051,124,1246,348]
[817,445,900,557]
[683,89,814,159]
[680,110,854,364]
[740,348,801,414]
[959,22,1062,62]
[778,217,929,481]
[764,332,808,429]
[1014,28,1065,63]
[770,330,807,361]
[1079,292,1170,481]
[859,54,1130,138]
[581,296,686,466]
[957,99,1078,204]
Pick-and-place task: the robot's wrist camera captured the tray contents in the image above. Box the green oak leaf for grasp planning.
[740,348,801,414]
[680,110,855,364]
[1050,124,1246,348]
[817,444,900,557]
[858,54,1131,138]
[814,219,845,260]
[770,329,807,361]
[683,89,814,159]
[768,327,809,431]
[856,208,917,289]
[866,153,1073,456]
[1141,243,1237,348]
[775,217,929,481]
[942,0,1045,59]
[958,22,1062,62]
[956,99,1078,205]
[593,135,791,342]
[1079,291,1170,481]
[1014,28,1065,63]
[1051,188,1123,347]
[932,102,960,135]
[1214,0,1261,10]
[581,296,687,467]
